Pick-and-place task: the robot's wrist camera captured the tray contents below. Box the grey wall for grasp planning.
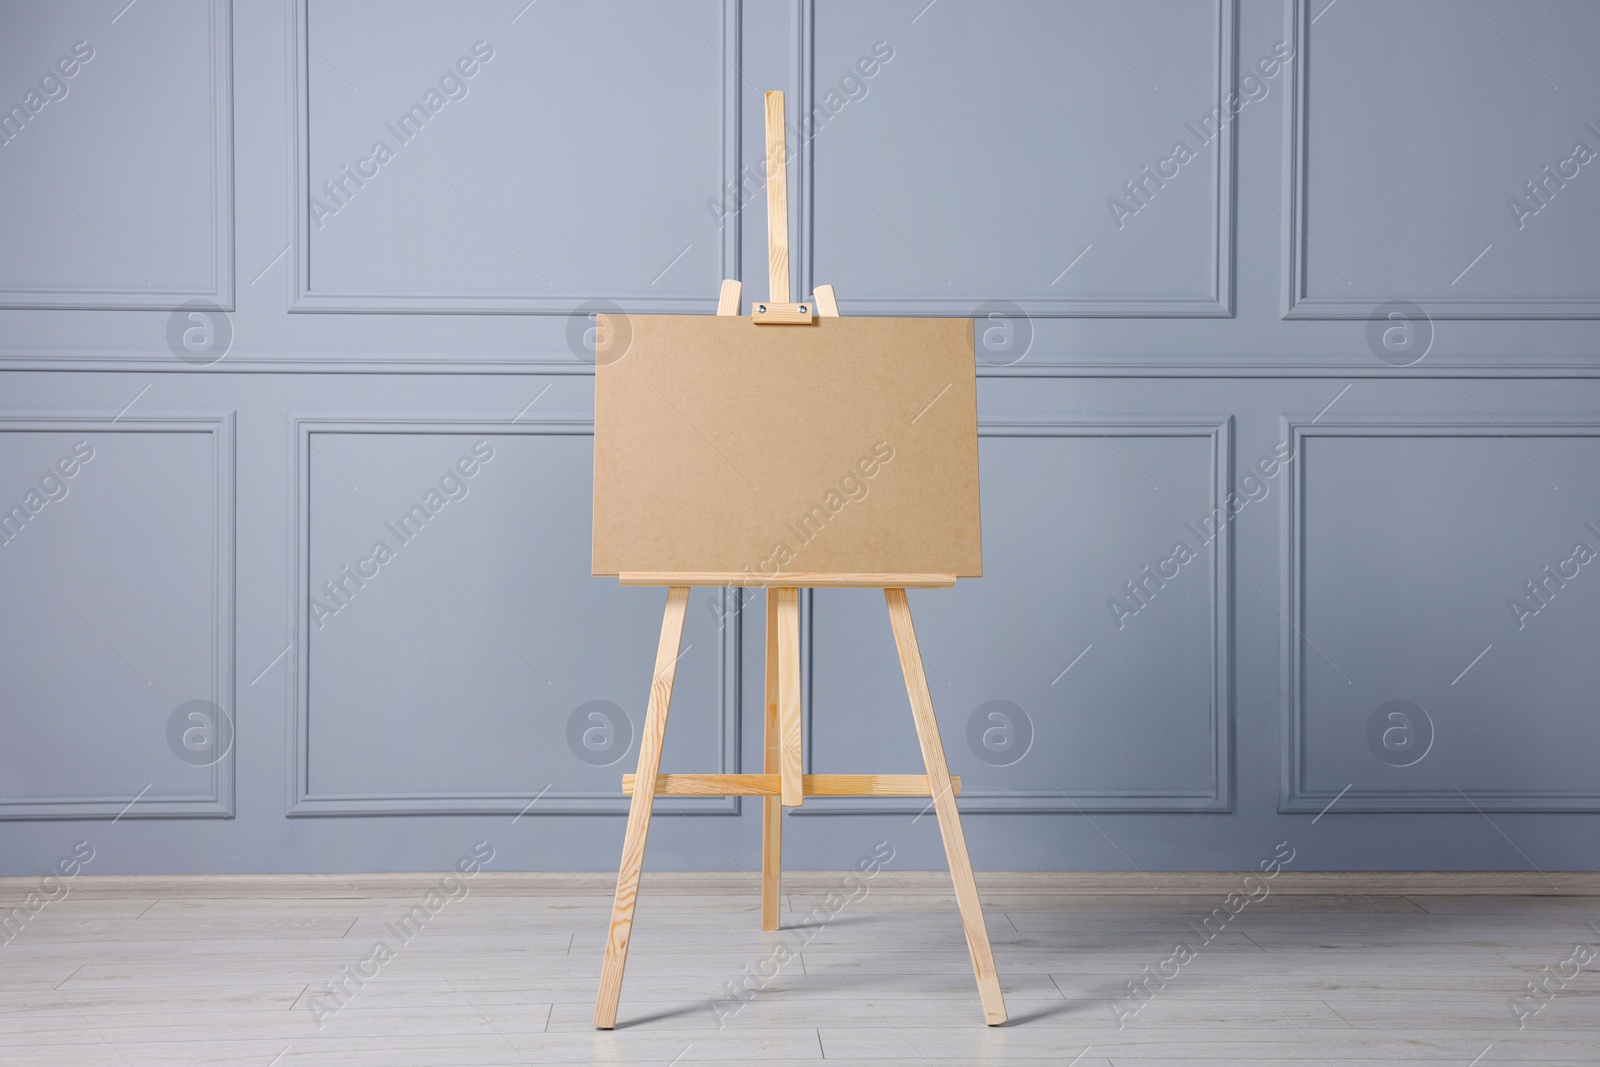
[2,0,1599,876]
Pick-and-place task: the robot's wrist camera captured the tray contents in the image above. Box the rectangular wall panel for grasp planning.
[7,4,1600,876]
[1286,0,1600,317]
[292,0,738,313]
[0,0,233,309]
[290,418,738,815]
[0,417,234,818]
[799,419,1232,813]
[1284,422,1600,810]
[804,0,1234,316]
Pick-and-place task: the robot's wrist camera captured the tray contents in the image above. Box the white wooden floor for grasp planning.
[3,873,1597,1066]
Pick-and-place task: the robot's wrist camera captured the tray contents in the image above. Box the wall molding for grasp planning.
[10,0,1600,373]
[288,0,741,315]
[6,355,1600,377]
[798,0,1236,318]
[795,415,1234,814]
[1282,0,1600,320]
[23,870,1600,895]
[1281,418,1600,812]
[0,414,236,819]
[286,415,740,816]
[0,0,234,311]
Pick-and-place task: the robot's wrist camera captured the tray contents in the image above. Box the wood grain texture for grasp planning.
[813,282,840,317]
[764,90,790,303]
[776,587,803,808]
[750,300,816,324]
[618,572,957,588]
[715,277,741,315]
[763,589,782,931]
[593,586,690,1030]
[885,587,1008,1026]
[620,773,962,797]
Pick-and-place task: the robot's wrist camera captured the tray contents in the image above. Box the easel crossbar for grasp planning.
[620,773,961,798]
[617,572,956,588]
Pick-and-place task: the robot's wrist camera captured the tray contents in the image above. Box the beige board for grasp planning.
[592,314,981,579]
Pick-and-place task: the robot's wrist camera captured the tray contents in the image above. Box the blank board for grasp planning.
[592,315,981,579]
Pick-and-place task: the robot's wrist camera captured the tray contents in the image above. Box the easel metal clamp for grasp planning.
[751,301,816,324]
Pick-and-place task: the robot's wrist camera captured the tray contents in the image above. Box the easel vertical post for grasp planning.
[761,591,783,929]
[775,587,803,807]
[764,90,791,304]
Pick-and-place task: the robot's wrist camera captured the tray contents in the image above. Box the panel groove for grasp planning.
[0,1,234,310]
[0,414,235,819]
[799,0,1236,317]
[1282,0,1600,319]
[795,415,1234,814]
[1282,418,1600,811]
[287,415,740,816]
[288,0,741,315]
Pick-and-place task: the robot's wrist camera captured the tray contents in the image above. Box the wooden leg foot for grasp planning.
[594,587,691,1030]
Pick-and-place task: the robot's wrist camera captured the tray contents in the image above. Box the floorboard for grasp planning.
[1,875,1595,1065]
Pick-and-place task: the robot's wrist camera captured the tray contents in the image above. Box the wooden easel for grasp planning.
[593,91,1006,1029]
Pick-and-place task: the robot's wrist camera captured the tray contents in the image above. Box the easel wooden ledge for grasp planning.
[593,90,1007,1029]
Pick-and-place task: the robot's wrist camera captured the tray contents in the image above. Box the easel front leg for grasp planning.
[762,590,782,930]
[883,588,1007,1026]
[594,586,691,1030]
